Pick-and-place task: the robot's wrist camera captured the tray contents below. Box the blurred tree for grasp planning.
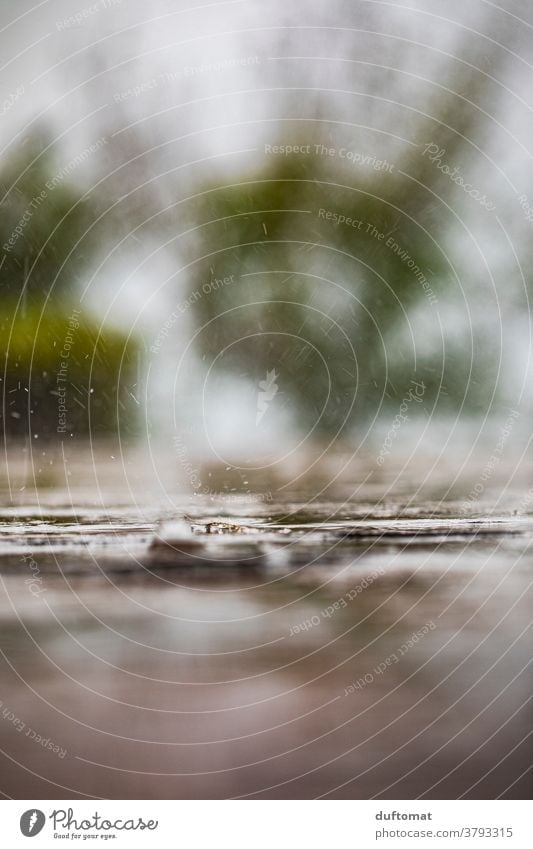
[0,133,138,439]
[180,60,509,435]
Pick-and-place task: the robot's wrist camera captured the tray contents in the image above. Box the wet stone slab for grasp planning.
[0,493,531,799]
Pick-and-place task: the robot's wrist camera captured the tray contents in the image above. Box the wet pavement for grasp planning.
[0,448,531,799]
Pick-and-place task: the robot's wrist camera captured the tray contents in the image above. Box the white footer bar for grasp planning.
[2,800,531,848]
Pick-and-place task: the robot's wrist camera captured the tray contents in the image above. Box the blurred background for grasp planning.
[1,0,532,494]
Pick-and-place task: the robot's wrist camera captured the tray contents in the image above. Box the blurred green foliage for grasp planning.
[181,72,505,432]
[1,306,138,437]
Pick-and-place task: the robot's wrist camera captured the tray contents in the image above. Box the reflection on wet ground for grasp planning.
[0,453,531,799]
